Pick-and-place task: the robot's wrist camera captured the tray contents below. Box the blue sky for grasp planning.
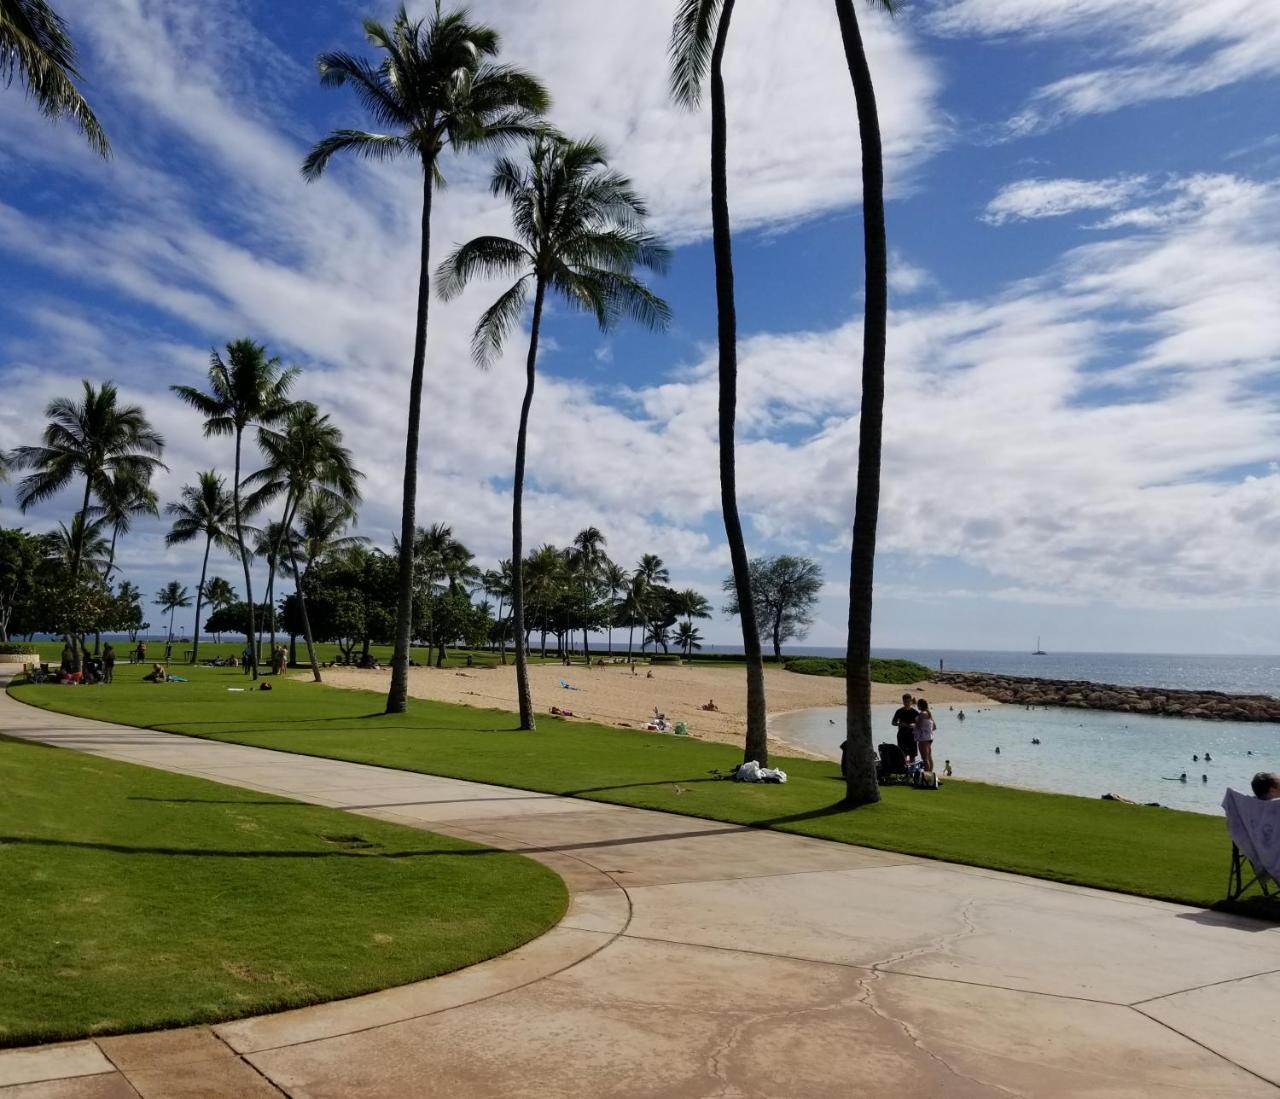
[2,0,1280,654]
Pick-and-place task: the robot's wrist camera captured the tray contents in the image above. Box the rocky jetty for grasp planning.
[933,671,1280,723]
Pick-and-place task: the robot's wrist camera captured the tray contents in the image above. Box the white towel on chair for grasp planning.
[1222,788,1280,882]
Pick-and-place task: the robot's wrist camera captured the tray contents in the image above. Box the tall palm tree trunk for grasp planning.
[836,0,888,806]
[709,0,768,766]
[387,175,435,714]
[191,535,211,663]
[287,545,323,683]
[231,427,258,679]
[64,475,93,672]
[510,279,546,730]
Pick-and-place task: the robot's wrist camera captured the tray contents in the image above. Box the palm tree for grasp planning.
[154,581,191,654]
[244,401,363,681]
[676,620,703,657]
[12,381,165,581]
[836,0,896,807]
[164,471,236,664]
[669,0,769,766]
[171,340,297,680]
[634,552,670,649]
[201,576,237,642]
[523,543,565,661]
[439,133,670,730]
[571,526,607,664]
[93,467,159,583]
[0,0,108,155]
[52,514,108,576]
[622,573,648,663]
[304,3,548,717]
[482,561,513,663]
[602,560,628,658]
[252,519,297,658]
[673,587,712,626]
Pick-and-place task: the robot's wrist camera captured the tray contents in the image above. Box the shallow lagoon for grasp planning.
[770,702,1280,815]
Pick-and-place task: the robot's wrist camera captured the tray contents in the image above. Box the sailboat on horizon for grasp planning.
[1033,636,1047,655]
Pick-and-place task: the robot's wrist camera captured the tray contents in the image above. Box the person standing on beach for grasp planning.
[102,643,115,684]
[892,693,918,762]
[914,698,937,773]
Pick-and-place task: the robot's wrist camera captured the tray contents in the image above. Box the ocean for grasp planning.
[722,647,1280,816]
[699,646,1280,697]
[770,703,1277,815]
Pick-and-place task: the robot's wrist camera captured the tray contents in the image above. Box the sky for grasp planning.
[2,0,1280,655]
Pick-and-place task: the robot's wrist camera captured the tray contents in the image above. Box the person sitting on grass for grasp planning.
[1251,772,1280,800]
[142,663,168,683]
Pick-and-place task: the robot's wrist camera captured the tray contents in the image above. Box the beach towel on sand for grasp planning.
[1223,789,1280,883]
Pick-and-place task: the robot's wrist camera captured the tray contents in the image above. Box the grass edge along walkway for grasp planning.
[0,730,566,1049]
[9,666,1268,921]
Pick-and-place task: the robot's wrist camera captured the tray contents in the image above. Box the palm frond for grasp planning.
[0,0,109,155]
[436,235,531,300]
[668,0,725,108]
[470,277,531,368]
[302,130,410,180]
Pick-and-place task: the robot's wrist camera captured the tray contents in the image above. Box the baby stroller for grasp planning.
[876,742,914,785]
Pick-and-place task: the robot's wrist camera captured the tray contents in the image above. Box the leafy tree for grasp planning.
[165,471,236,663]
[12,380,165,586]
[439,132,669,727]
[836,0,896,805]
[154,581,191,651]
[305,3,548,717]
[669,0,769,766]
[0,0,108,154]
[723,555,824,661]
[200,577,237,641]
[203,601,270,640]
[171,339,297,679]
[43,577,115,649]
[246,401,363,680]
[0,528,46,640]
[111,580,144,642]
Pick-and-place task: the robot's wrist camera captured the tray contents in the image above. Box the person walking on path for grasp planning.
[892,692,918,763]
[102,644,115,684]
[914,698,937,773]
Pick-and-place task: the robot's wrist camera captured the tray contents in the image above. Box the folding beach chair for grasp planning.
[1222,789,1280,903]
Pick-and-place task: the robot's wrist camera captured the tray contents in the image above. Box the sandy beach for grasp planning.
[314,661,992,756]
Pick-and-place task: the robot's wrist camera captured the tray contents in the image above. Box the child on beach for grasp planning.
[913,699,937,773]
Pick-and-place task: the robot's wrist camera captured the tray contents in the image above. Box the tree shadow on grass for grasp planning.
[0,835,504,860]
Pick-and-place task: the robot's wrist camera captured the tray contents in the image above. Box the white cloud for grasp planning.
[983,175,1148,224]
[931,0,1280,134]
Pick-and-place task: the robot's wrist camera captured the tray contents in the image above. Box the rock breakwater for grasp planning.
[933,671,1280,723]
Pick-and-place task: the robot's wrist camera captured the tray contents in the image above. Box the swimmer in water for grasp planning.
[1179,773,1188,783]
[957,710,966,721]
[995,746,1001,755]
[1204,752,1212,762]
[1193,754,1199,762]
[1202,774,1208,783]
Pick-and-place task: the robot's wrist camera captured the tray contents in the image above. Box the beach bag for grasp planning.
[911,770,940,790]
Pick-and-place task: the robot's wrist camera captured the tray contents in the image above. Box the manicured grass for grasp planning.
[0,730,566,1048]
[12,639,575,669]
[786,656,934,683]
[11,665,1268,920]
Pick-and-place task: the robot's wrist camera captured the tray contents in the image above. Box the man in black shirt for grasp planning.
[892,693,918,763]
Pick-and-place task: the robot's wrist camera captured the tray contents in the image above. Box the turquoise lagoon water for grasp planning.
[770,703,1280,815]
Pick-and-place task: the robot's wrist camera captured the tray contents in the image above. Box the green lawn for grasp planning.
[10,664,1266,920]
[0,731,566,1048]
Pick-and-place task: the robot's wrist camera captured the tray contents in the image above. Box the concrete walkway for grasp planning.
[2,685,1279,1097]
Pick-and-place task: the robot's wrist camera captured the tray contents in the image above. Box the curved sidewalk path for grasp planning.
[2,684,1279,1097]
